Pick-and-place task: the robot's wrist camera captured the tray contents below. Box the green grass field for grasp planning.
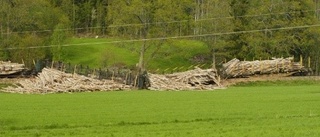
[61,38,209,70]
[1,84,320,136]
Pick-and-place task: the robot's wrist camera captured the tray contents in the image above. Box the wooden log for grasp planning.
[3,68,132,94]
[222,57,305,78]
[147,67,223,91]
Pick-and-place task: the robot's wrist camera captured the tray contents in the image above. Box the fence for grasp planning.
[33,60,141,87]
[28,56,319,87]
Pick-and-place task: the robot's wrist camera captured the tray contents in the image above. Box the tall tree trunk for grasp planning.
[138,40,146,73]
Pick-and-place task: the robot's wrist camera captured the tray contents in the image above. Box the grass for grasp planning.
[61,38,209,70]
[1,84,320,136]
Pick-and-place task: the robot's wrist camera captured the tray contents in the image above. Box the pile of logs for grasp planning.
[0,61,25,77]
[222,57,305,78]
[4,68,132,94]
[147,67,223,91]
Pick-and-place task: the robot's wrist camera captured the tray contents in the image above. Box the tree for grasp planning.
[192,0,232,69]
[108,0,194,73]
[0,0,70,66]
[225,0,251,60]
[51,23,70,61]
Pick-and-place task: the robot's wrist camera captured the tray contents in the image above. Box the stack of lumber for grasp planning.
[0,61,25,76]
[148,67,223,91]
[4,68,131,94]
[222,57,304,78]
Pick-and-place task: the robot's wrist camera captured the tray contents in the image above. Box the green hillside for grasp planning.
[61,38,210,71]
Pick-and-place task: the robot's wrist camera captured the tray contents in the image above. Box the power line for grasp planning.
[3,23,320,50]
[2,9,319,35]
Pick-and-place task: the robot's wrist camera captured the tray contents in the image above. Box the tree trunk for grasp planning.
[138,40,146,73]
[211,46,216,70]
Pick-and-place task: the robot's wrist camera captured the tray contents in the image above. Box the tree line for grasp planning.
[1,0,320,74]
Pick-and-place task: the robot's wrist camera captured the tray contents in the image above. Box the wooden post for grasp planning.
[92,69,96,78]
[51,61,54,69]
[134,74,138,87]
[308,57,311,68]
[112,71,115,81]
[60,63,64,71]
[73,65,77,75]
[300,55,303,66]
[22,59,25,65]
[33,59,36,68]
[125,72,129,85]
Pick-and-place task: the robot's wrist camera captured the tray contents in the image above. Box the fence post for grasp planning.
[22,59,25,65]
[92,69,96,78]
[308,57,311,68]
[99,68,102,79]
[51,60,54,69]
[67,63,71,73]
[134,74,138,87]
[112,70,115,81]
[33,59,36,69]
[125,72,129,85]
[60,62,64,72]
[300,55,303,66]
[73,65,77,75]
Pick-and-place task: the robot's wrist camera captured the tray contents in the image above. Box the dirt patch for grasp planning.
[221,74,320,87]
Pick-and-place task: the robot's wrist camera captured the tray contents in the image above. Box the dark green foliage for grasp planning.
[0,0,69,67]
[1,0,320,73]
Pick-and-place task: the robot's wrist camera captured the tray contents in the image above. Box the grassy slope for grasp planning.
[61,38,209,71]
[1,85,320,136]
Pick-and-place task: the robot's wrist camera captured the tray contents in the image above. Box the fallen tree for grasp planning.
[222,57,305,78]
[147,67,223,91]
[4,68,132,94]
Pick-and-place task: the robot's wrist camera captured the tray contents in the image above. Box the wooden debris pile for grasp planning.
[148,67,223,91]
[222,57,305,78]
[0,61,25,77]
[4,68,132,94]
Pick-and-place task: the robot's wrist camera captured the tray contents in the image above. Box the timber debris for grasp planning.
[0,61,25,77]
[147,67,223,91]
[4,68,131,94]
[222,57,305,78]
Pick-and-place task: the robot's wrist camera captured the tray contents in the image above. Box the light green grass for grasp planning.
[61,38,208,70]
[1,85,320,136]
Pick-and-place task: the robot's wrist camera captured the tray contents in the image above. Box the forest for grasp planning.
[1,0,320,74]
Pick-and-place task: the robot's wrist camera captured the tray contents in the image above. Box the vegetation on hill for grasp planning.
[61,38,209,70]
[1,0,320,73]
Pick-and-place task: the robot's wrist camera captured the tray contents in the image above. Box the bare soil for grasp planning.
[221,74,320,87]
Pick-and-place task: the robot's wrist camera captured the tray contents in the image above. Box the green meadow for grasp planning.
[1,84,320,136]
[61,38,209,70]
